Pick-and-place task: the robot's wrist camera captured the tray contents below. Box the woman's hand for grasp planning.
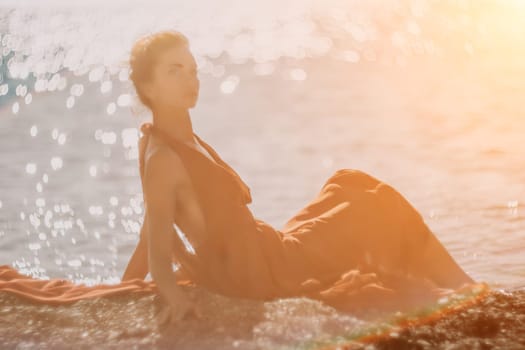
[156,291,205,329]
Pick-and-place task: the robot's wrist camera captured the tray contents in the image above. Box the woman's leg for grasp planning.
[406,221,476,289]
[281,168,380,233]
[368,176,476,289]
[328,169,475,289]
[281,183,343,234]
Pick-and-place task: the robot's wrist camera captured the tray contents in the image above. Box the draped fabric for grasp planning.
[0,122,485,314]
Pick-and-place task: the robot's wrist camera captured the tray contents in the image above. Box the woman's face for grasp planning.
[143,45,200,110]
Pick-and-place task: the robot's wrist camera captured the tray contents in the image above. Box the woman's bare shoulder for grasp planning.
[143,134,192,190]
[138,123,174,167]
[144,133,172,160]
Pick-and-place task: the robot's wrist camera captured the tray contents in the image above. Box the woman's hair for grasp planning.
[129,30,189,110]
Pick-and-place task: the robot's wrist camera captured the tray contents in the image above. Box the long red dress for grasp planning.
[0,122,484,314]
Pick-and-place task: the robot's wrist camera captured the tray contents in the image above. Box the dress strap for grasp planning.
[192,134,252,205]
[138,122,252,205]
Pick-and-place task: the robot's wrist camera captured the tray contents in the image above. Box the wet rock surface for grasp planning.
[353,288,525,350]
[0,287,523,349]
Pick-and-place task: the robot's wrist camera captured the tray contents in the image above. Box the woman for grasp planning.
[120,30,477,325]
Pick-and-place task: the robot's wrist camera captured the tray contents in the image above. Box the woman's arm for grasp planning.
[144,146,208,320]
[121,212,150,281]
[121,128,151,282]
[121,212,196,282]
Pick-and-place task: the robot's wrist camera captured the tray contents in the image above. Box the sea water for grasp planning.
[0,1,524,349]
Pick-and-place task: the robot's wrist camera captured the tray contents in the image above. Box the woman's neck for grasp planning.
[151,106,194,144]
